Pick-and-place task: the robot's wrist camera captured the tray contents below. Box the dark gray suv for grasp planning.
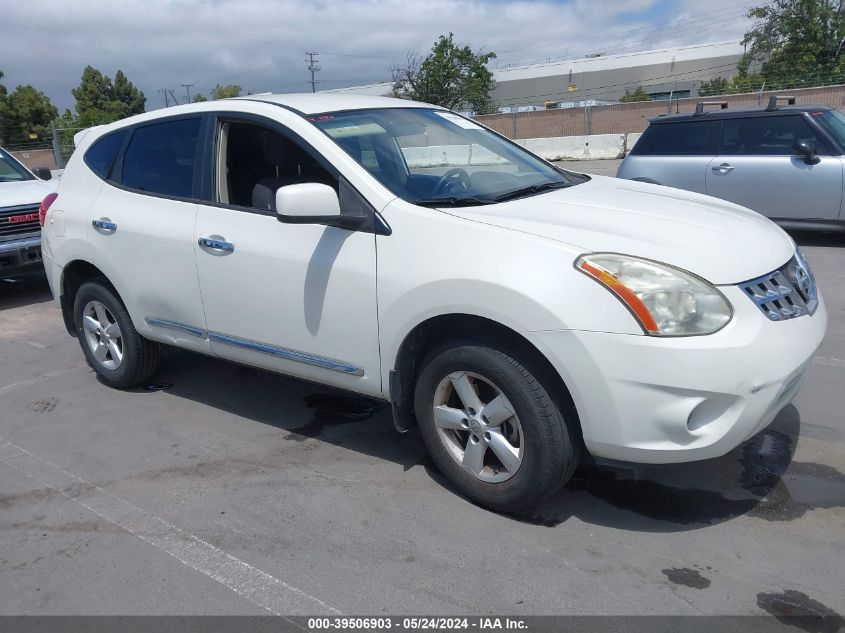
[617,98,845,230]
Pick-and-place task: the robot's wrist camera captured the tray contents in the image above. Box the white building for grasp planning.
[320,41,749,109]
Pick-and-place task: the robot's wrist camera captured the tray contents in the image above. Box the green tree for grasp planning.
[697,74,766,96]
[391,33,497,114]
[71,65,146,127]
[619,87,652,102]
[698,77,731,96]
[193,93,208,102]
[111,70,145,117]
[741,0,845,89]
[210,84,241,100]
[0,71,9,144]
[0,74,59,146]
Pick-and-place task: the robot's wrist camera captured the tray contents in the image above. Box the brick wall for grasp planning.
[475,84,845,139]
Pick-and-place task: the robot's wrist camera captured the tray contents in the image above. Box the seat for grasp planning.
[251,133,303,211]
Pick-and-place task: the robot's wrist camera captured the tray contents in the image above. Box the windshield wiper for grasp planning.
[413,196,497,208]
[492,181,571,203]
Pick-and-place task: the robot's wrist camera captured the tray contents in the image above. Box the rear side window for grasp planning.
[122,118,201,197]
[719,115,824,156]
[84,131,126,180]
[631,121,719,156]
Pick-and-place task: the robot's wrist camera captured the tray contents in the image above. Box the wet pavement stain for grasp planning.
[285,394,380,441]
[662,567,711,589]
[740,431,845,521]
[757,590,844,633]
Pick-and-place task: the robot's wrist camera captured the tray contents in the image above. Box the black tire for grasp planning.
[73,279,161,389]
[414,341,578,513]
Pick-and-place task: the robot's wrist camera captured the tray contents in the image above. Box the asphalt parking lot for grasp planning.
[0,165,843,618]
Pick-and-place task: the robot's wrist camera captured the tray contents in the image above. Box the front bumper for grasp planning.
[0,234,43,277]
[525,285,828,464]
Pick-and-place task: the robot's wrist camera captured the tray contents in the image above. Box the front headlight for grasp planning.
[575,253,732,336]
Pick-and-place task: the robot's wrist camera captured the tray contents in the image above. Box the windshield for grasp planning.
[813,109,845,150]
[309,108,584,206]
[0,148,34,182]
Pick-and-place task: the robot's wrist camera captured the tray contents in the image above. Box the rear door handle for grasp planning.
[92,219,117,232]
[198,237,235,253]
[712,163,735,173]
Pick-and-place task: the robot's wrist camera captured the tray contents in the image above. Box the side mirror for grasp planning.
[275,183,366,229]
[793,140,819,164]
[32,166,52,181]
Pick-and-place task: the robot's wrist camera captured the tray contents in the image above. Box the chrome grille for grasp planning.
[739,252,818,321]
[0,204,40,238]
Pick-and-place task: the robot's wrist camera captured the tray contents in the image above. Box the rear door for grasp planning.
[618,120,719,193]
[705,114,843,220]
[86,116,211,354]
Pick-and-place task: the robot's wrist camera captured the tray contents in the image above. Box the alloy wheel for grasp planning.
[81,300,124,370]
[432,371,524,483]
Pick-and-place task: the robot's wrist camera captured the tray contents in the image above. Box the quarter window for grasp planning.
[122,118,201,197]
[631,121,720,156]
[719,116,824,156]
[84,130,126,180]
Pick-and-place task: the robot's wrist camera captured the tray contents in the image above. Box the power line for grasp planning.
[306,51,321,93]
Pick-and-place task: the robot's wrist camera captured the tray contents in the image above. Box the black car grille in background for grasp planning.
[0,204,41,238]
[739,254,819,321]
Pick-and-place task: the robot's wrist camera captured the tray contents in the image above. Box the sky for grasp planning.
[0,0,760,113]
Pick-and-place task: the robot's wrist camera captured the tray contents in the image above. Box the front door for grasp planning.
[706,114,843,220]
[192,116,382,396]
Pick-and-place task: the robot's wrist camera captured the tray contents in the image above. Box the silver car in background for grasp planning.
[617,98,845,231]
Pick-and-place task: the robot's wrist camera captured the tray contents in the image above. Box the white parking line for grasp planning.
[0,437,342,618]
[813,356,845,369]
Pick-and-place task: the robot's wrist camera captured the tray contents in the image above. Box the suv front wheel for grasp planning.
[414,341,578,512]
[73,280,161,388]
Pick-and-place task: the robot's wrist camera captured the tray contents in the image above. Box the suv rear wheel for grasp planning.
[73,280,161,388]
[414,341,578,512]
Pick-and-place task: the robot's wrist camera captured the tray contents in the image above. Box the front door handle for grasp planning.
[198,237,235,253]
[92,218,117,232]
[712,163,735,173]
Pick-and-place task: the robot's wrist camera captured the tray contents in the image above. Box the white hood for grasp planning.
[0,178,57,209]
[449,176,795,285]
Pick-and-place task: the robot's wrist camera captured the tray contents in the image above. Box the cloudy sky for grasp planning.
[1,0,759,112]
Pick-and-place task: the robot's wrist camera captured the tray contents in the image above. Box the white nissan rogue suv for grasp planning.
[40,94,827,512]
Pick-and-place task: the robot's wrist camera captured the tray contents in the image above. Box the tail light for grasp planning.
[39,192,58,227]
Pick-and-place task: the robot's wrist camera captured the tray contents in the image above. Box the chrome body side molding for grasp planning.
[144,317,363,376]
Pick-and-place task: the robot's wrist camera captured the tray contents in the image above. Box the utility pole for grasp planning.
[182,83,194,103]
[159,88,170,107]
[306,51,321,93]
[168,89,179,107]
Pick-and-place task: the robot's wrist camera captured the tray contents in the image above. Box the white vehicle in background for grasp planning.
[40,94,827,512]
[0,146,55,278]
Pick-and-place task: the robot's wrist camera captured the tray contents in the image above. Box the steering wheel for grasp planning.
[432,168,471,197]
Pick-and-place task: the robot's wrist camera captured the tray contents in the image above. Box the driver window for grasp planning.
[217,120,337,211]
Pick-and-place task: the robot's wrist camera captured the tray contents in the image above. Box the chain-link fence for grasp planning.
[3,123,84,171]
[476,84,845,139]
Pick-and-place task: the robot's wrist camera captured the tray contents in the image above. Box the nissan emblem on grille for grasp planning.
[739,254,818,321]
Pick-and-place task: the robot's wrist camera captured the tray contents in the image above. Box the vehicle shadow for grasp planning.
[506,405,845,531]
[147,347,428,472]
[0,272,52,311]
[146,348,844,533]
[786,229,844,248]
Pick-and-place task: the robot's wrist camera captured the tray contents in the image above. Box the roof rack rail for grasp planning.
[765,95,797,111]
[694,101,728,116]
